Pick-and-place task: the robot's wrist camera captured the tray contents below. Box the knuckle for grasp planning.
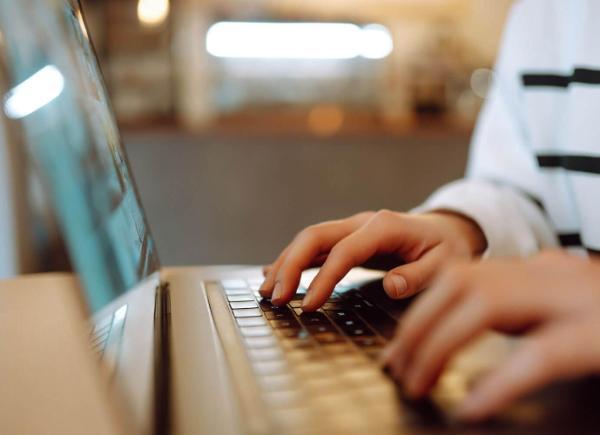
[354,211,376,221]
[328,244,354,267]
[297,225,321,243]
[372,209,394,223]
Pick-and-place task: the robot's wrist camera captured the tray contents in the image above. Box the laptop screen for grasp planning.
[0,0,160,312]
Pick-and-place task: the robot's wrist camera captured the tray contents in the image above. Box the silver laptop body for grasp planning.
[2,1,599,435]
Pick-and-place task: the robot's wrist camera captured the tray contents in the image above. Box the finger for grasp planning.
[384,264,468,374]
[382,246,446,299]
[402,270,558,396]
[259,244,293,296]
[300,218,396,311]
[403,294,490,397]
[271,213,372,304]
[458,320,600,421]
[271,224,348,305]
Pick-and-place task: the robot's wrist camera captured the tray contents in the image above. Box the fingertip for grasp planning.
[455,396,488,422]
[258,289,272,298]
[384,274,409,299]
[270,281,284,305]
[258,278,273,294]
[262,265,271,277]
[300,288,326,312]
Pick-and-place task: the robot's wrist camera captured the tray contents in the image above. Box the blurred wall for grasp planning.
[82,0,514,129]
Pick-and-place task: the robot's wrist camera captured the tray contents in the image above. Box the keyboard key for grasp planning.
[91,332,109,347]
[264,390,304,408]
[226,289,254,296]
[346,327,375,337]
[259,300,274,311]
[222,279,247,289]
[332,315,376,337]
[233,308,262,318]
[240,326,272,337]
[230,300,258,309]
[245,336,277,348]
[313,332,345,345]
[236,317,266,327]
[304,377,343,395]
[306,324,337,334]
[288,300,303,308]
[270,319,301,329]
[253,360,288,376]
[342,368,385,385]
[352,336,385,348]
[248,347,283,362]
[322,302,344,311]
[322,344,353,355]
[227,294,255,302]
[280,337,314,350]
[265,310,295,320]
[271,408,314,431]
[93,315,113,334]
[259,374,297,391]
[327,309,354,319]
[277,328,310,339]
[294,362,332,378]
[333,355,370,369]
[298,312,330,325]
[247,277,265,287]
[286,349,323,364]
[344,300,397,339]
[92,340,106,354]
[331,314,361,328]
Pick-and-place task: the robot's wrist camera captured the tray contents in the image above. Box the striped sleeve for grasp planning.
[414,1,558,258]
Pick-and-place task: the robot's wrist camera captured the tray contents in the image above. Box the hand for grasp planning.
[259,209,486,311]
[382,251,600,422]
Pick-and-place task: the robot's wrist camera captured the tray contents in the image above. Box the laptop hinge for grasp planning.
[154,281,171,435]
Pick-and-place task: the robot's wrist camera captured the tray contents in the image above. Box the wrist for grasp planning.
[428,210,488,258]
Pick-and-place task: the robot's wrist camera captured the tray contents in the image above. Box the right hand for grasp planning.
[259,209,487,311]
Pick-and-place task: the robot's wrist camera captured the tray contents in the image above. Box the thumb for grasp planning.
[382,248,443,299]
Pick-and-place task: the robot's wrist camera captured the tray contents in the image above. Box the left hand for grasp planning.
[381,250,600,421]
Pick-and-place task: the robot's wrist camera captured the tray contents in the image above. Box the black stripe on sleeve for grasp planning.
[522,68,600,88]
[558,233,583,247]
[588,248,600,257]
[485,178,546,213]
[536,154,600,174]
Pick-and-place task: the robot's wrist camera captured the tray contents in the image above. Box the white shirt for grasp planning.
[417,0,600,258]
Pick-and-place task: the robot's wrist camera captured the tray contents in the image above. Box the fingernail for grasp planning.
[301,290,314,310]
[258,278,271,292]
[271,282,283,303]
[379,345,395,364]
[455,395,482,421]
[258,284,271,297]
[390,275,407,297]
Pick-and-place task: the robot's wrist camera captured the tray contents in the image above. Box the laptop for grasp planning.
[1,1,600,434]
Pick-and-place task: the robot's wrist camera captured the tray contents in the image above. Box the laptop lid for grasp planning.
[0,0,160,313]
[0,1,165,433]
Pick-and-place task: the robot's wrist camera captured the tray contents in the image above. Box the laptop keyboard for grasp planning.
[220,278,403,432]
[89,304,128,379]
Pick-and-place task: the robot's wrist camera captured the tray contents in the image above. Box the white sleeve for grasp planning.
[414,2,558,258]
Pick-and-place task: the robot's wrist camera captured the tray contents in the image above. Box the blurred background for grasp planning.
[1,0,515,276]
